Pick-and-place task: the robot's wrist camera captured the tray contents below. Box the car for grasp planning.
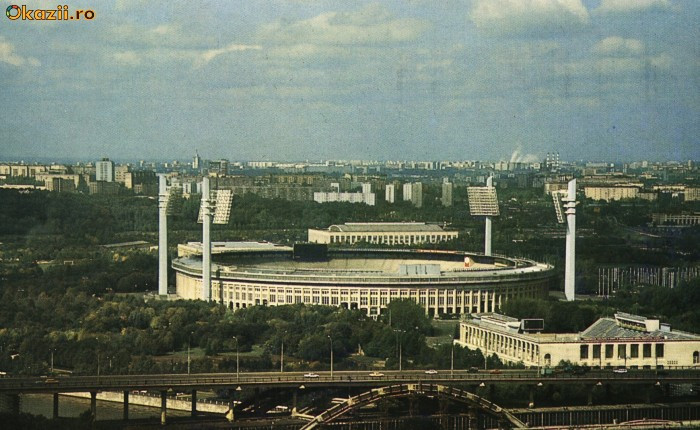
[303,373,319,378]
[489,369,502,374]
[424,369,438,375]
[368,371,385,377]
[613,368,628,374]
[468,367,480,373]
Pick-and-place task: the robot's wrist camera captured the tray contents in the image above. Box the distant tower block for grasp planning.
[385,184,395,203]
[468,176,500,256]
[158,175,168,296]
[201,177,213,302]
[563,179,578,301]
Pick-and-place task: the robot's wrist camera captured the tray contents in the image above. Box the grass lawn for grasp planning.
[426,319,459,348]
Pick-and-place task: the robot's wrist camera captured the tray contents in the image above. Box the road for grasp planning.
[1,368,699,394]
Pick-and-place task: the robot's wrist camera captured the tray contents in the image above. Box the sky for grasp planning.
[1,0,698,162]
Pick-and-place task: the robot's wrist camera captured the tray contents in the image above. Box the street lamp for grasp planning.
[484,335,488,371]
[95,338,100,381]
[279,330,288,373]
[450,342,455,377]
[232,336,239,381]
[328,335,334,379]
[187,331,193,375]
[280,338,284,373]
[393,329,405,372]
[50,348,55,374]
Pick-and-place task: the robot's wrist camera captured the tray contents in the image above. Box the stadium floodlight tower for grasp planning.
[467,176,500,256]
[157,175,182,296]
[197,179,233,302]
[552,179,578,301]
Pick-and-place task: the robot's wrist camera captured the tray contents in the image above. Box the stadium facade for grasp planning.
[173,242,555,318]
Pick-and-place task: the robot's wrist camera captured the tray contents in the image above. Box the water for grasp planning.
[20,394,191,421]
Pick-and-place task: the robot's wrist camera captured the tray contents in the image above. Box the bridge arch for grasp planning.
[300,383,526,429]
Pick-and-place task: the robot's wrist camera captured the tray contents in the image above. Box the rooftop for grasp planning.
[581,318,699,341]
[178,241,293,256]
[323,222,452,233]
[463,313,700,343]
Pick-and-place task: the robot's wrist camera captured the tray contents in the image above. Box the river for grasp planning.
[20,393,191,420]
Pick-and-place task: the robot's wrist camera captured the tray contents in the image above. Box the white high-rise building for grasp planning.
[411,182,423,208]
[385,184,395,203]
[441,181,453,207]
[96,158,114,182]
[403,183,412,201]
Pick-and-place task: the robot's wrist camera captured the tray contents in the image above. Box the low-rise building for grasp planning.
[89,181,121,195]
[308,222,458,245]
[313,191,376,206]
[652,213,700,226]
[35,173,82,189]
[584,186,640,201]
[457,312,700,368]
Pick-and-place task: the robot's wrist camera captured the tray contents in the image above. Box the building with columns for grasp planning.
[457,312,700,368]
[173,243,554,318]
[308,222,458,245]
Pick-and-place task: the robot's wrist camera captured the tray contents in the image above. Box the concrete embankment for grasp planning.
[62,391,229,414]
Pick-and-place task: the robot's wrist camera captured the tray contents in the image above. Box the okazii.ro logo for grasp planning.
[6,4,96,21]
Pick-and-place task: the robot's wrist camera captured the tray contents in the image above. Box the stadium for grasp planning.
[172,242,556,318]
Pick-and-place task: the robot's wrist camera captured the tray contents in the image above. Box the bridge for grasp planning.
[1,369,699,426]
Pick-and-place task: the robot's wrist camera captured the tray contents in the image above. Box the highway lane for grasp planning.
[1,369,699,394]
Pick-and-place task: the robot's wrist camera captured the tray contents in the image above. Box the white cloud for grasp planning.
[107,24,211,49]
[555,54,672,77]
[112,51,143,66]
[592,37,645,56]
[470,0,590,36]
[0,37,40,67]
[595,0,674,14]
[196,43,262,66]
[259,3,429,46]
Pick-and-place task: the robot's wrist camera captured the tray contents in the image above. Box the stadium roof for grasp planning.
[325,222,451,233]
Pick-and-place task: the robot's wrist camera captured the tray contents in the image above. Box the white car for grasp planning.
[424,369,438,375]
[613,368,627,374]
[369,371,385,377]
[303,372,320,378]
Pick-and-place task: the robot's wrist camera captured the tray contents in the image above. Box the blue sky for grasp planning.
[1,0,698,162]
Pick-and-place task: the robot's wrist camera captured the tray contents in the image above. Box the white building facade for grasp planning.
[96,158,115,182]
[307,222,458,245]
[457,313,700,368]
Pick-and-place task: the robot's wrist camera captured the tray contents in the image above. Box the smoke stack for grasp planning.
[485,176,493,256]
[564,179,577,301]
[158,175,168,296]
[202,177,212,301]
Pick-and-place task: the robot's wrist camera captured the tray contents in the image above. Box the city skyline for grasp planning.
[2,0,698,162]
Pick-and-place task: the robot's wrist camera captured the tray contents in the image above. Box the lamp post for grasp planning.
[187,331,193,375]
[328,335,334,379]
[484,334,488,371]
[232,336,239,381]
[280,339,284,373]
[50,349,55,374]
[451,342,455,377]
[393,329,405,372]
[95,338,100,381]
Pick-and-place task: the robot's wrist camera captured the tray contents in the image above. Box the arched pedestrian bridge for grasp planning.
[301,383,526,429]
